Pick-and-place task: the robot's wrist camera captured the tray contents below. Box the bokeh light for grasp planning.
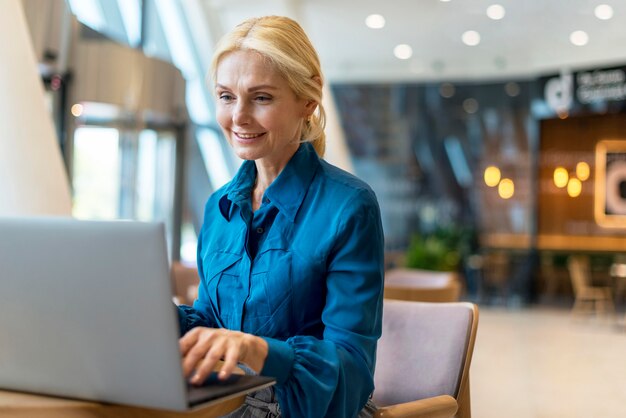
[484,165,501,187]
[567,178,582,197]
[498,178,514,199]
[576,161,590,181]
[553,167,569,188]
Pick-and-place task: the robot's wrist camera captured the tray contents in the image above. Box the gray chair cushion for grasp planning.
[373,300,473,407]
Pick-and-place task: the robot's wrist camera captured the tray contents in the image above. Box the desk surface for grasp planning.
[0,389,245,418]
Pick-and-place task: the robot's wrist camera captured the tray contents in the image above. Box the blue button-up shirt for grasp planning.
[178,143,384,418]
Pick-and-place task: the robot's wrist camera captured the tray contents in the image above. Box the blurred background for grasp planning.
[4,0,626,416]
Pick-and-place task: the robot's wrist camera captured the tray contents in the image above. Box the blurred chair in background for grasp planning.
[384,269,461,303]
[539,252,572,302]
[567,255,614,317]
[373,300,478,418]
[171,262,200,305]
[480,251,510,305]
[609,254,626,303]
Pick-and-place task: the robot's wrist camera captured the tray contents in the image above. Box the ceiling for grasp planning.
[203,0,626,83]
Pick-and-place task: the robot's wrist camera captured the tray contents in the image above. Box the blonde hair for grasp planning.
[210,16,326,156]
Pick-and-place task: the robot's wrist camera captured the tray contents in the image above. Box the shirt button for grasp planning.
[256,227,264,234]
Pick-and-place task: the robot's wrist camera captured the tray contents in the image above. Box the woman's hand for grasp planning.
[179,327,269,385]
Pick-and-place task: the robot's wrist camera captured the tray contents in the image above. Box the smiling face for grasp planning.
[215,50,314,172]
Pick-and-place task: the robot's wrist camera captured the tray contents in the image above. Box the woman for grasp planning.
[177,15,384,418]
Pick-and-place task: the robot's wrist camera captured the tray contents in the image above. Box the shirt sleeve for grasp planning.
[260,190,384,418]
[176,304,216,336]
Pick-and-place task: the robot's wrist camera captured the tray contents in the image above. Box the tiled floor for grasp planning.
[471,307,626,418]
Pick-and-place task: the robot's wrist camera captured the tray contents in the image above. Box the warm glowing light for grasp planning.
[71,104,84,117]
[498,178,514,199]
[462,30,481,46]
[394,44,413,60]
[553,167,569,188]
[365,14,385,29]
[567,178,582,197]
[570,30,589,46]
[576,161,590,181]
[486,4,505,20]
[484,165,501,187]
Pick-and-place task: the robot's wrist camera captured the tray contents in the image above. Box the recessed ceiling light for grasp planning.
[365,14,385,29]
[440,0,452,2]
[462,30,481,46]
[394,44,413,59]
[486,4,505,20]
[594,4,614,20]
[569,30,589,46]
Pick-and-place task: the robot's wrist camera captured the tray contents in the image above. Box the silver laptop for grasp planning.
[0,217,274,411]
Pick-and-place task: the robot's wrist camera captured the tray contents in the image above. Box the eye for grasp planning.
[254,95,272,103]
[218,93,235,102]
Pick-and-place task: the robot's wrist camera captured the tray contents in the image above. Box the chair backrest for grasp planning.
[373,300,478,407]
[171,262,200,305]
[567,255,591,294]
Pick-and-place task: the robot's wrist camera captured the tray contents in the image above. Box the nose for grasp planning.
[232,100,251,126]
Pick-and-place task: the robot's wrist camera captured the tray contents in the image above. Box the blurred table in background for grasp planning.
[384,268,461,302]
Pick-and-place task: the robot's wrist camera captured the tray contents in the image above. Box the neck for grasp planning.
[254,142,299,189]
[251,142,300,211]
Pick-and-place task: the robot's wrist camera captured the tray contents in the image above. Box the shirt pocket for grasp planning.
[247,249,293,336]
[204,251,242,324]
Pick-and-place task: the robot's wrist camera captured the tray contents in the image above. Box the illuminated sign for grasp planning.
[595,140,626,228]
[542,66,626,115]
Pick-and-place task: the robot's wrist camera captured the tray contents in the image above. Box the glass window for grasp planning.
[180,221,198,265]
[72,126,121,219]
[136,129,177,237]
[71,125,178,256]
[67,0,106,32]
[197,129,234,190]
[115,0,142,47]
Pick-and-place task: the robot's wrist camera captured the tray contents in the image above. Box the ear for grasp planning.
[304,99,318,116]
[303,76,322,116]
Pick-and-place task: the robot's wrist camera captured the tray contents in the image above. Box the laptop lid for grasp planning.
[0,217,273,411]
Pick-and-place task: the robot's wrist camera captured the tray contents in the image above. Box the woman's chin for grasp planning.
[234,148,262,161]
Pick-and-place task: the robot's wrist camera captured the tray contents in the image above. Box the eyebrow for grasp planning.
[215,84,279,92]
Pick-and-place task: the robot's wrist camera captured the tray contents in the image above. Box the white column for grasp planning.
[0,0,72,216]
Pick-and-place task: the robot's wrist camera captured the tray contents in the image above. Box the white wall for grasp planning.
[323,84,354,174]
[0,0,72,216]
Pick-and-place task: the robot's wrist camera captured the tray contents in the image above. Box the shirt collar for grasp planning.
[218,160,256,221]
[218,142,320,222]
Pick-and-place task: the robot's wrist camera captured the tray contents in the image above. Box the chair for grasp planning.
[567,255,614,316]
[373,300,479,418]
[480,251,510,304]
[384,269,461,303]
[171,261,200,305]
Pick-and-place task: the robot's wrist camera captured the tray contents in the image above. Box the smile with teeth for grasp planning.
[235,132,264,139]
